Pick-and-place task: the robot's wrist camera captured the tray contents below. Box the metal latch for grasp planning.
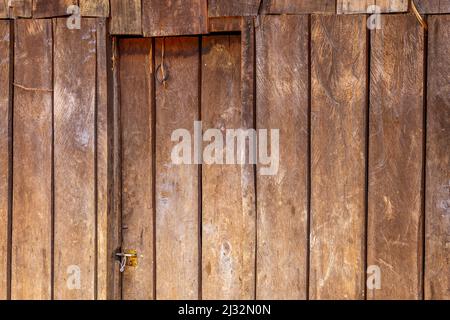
[116,249,138,272]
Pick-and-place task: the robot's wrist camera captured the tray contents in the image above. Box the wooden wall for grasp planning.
[0,1,448,301]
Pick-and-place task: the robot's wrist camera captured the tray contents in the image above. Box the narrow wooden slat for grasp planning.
[80,0,110,17]
[142,0,207,37]
[425,15,450,300]
[96,18,110,300]
[32,0,77,18]
[154,37,199,300]
[119,38,154,300]
[12,19,53,300]
[208,0,261,16]
[368,14,424,300]
[10,0,32,17]
[310,14,367,300]
[415,0,450,13]
[202,35,255,300]
[255,15,308,300]
[0,0,9,18]
[54,18,97,300]
[337,0,408,13]
[110,0,141,35]
[0,20,10,300]
[268,0,335,13]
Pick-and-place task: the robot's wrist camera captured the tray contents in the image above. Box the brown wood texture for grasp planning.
[208,17,242,33]
[255,15,308,300]
[268,0,336,13]
[201,35,256,300]
[368,14,424,300]
[80,0,110,17]
[0,20,10,300]
[337,0,408,13]
[208,0,261,16]
[142,0,207,37]
[32,0,76,18]
[54,18,97,300]
[12,19,53,300]
[110,0,141,35]
[96,18,110,300]
[0,0,9,18]
[415,0,450,13]
[119,38,154,300]
[154,37,200,300]
[425,15,450,300]
[10,0,32,17]
[310,14,367,300]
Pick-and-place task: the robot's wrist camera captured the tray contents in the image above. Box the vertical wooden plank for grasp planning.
[80,0,110,17]
[337,0,374,14]
[0,20,10,300]
[255,15,308,300]
[54,18,97,300]
[154,37,199,300]
[208,0,261,16]
[0,0,10,18]
[12,19,52,300]
[310,15,367,300]
[10,0,32,17]
[425,15,450,300]
[368,14,424,300]
[202,35,255,300]
[142,0,207,37]
[119,38,154,300]
[110,0,141,35]
[96,18,110,300]
[268,0,335,13]
[375,0,408,12]
[32,0,77,18]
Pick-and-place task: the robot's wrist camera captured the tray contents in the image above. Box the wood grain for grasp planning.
[0,0,9,18]
[202,35,256,300]
[110,0,141,35]
[268,0,335,13]
[208,0,261,16]
[368,14,424,300]
[425,15,450,300]
[0,20,10,300]
[32,0,76,18]
[255,15,308,300]
[310,14,367,300]
[119,38,154,300]
[208,17,242,33]
[415,0,450,13]
[375,0,408,12]
[80,0,110,17]
[142,0,207,37]
[337,0,408,13]
[54,18,97,300]
[10,0,32,17]
[12,19,53,300]
[154,37,199,300]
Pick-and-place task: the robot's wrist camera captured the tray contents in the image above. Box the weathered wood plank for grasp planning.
[95,18,110,300]
[12,19,53,300]
[0,20,10,300]
[32,0,77,18]
[119,38,154,300]
[337,0,408,13]
[425,15,450,300]
[368,14,424,300]
[310,14,367,300]
[202,35,256,300]
[110,0,141,35]
[255,15,308,300]
[54,18,97,300]
[0,0,9,18]
[10,0,32,17]
[208,0,261,16]
[268,0,335,13]
[80,0,110,17]
[208,17,242,33]
[142,0,207,37]
[154,37,199,300]
[375,0,408,12]
[415,0,450,13]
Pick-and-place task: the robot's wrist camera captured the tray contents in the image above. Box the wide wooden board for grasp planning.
[32,0,76,18]
[415,0,450,13]
[208,0,261,16]
[268,0,335,13]
[80,0,110,17]
[110,0,141,35]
